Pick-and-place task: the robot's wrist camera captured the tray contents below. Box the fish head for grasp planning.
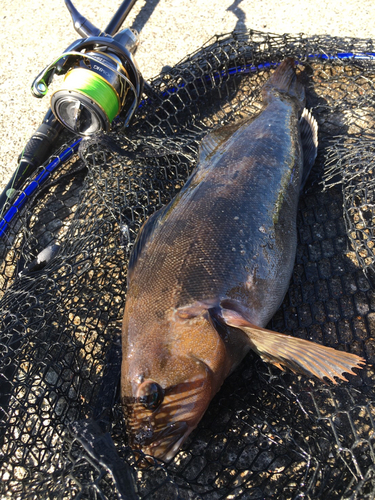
[121,300,230,463]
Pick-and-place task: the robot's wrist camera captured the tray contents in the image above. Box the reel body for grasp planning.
[32,28,143,136]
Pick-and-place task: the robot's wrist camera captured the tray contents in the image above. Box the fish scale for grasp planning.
[121,58,364,463]
[133,100,299,318]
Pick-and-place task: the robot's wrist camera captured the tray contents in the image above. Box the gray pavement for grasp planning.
[1,0,375,189]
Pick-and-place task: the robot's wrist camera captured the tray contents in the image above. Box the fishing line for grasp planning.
[60,68,121,124]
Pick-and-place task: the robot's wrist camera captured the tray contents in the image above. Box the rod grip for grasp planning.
[0,111,63,211]
[19,122,61,166]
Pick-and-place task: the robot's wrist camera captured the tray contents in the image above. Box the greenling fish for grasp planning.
[121,58,365,463]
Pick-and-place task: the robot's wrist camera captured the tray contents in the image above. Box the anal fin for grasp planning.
[299,108,318,190]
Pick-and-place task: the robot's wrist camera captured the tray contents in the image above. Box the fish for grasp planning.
[121,58,365,463]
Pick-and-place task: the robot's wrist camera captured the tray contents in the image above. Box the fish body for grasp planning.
[121,59,364,462]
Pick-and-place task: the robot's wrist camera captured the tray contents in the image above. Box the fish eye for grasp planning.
[137,380,164,411]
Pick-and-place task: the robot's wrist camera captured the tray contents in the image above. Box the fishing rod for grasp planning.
[0,0,143,214]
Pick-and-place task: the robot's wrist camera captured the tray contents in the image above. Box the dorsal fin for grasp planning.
[127,205,168,281]
[199,117,251,163]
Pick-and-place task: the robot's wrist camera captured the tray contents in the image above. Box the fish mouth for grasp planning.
[130,420,190,464]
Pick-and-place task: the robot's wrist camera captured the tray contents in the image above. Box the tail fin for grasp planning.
[262,58,305,107]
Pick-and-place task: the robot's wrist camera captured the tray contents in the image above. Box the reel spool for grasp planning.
[51,52,126,135]
[32,28,143,136]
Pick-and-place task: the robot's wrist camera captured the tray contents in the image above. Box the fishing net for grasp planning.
[1,29,375,499]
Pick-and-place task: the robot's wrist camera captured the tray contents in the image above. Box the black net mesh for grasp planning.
[1,30,375,499]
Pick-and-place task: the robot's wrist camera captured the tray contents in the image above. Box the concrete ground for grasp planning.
[1,0,375,189]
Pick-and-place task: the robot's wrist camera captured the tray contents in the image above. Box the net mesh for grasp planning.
[1,29,375,499]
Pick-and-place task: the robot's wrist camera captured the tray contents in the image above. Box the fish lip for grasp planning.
[134,420,190,462]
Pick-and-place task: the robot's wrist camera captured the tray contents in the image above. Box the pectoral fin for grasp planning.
[218,305,365,384]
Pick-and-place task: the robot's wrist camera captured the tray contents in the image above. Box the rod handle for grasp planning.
[0,111,63,211]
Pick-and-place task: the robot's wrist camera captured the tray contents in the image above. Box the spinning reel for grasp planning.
[31,0,143,136]
[0,0,142,212]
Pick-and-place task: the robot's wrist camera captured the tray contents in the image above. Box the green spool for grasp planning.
[63,68,120,123]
